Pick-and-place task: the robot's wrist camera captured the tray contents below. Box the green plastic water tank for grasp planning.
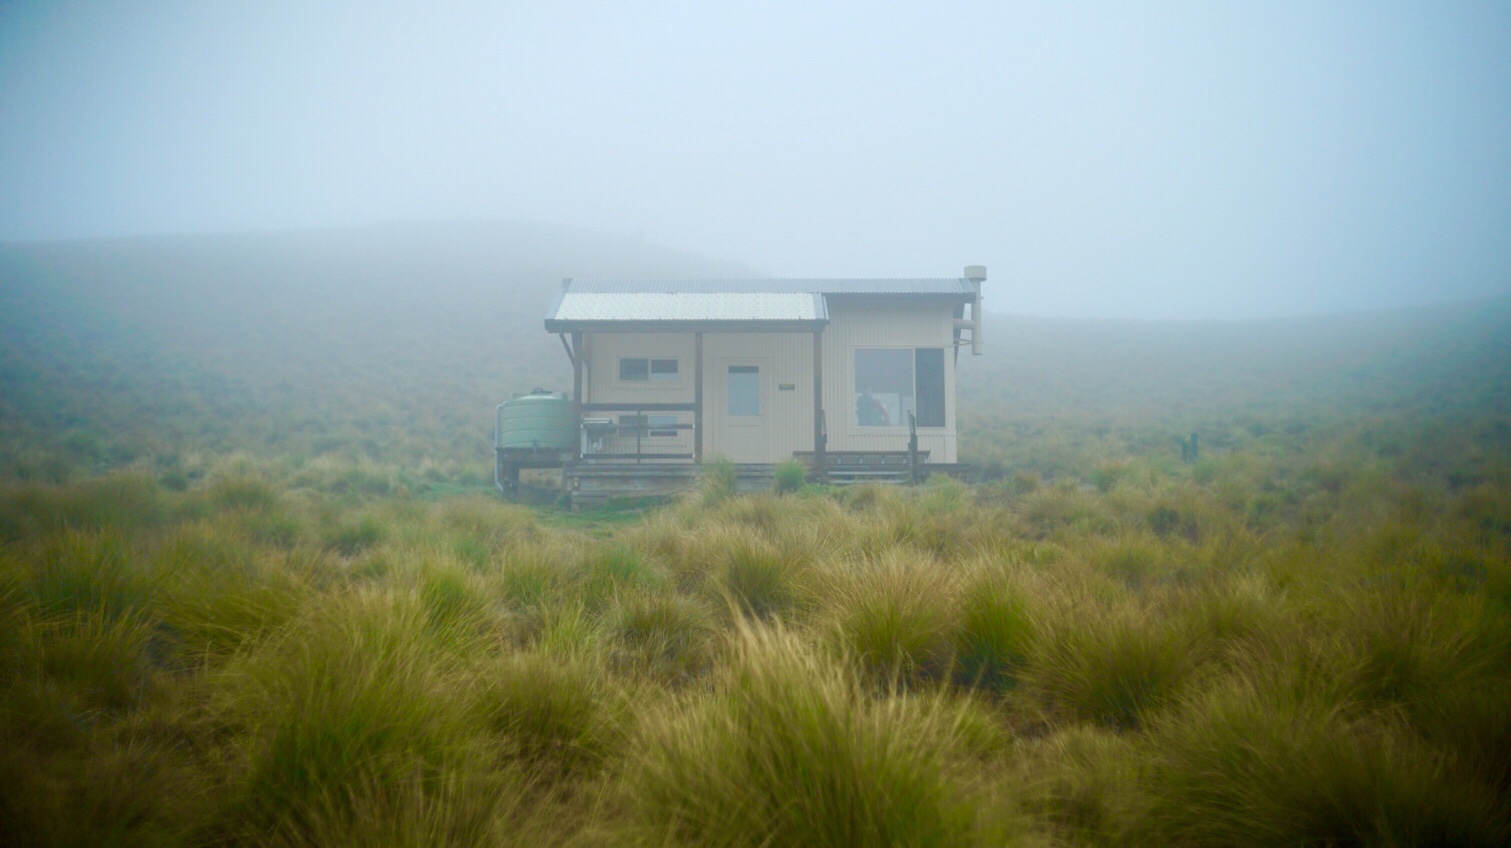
[496,390,574,451]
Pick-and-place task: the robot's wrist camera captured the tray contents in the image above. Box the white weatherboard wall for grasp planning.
[822,300,958,463]
[583,332,697,458]
[704,332,815,462]
[579,298,960,464]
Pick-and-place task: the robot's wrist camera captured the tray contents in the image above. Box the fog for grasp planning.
[2,1,1508,319]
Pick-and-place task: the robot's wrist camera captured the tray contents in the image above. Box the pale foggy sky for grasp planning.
[2,1,1508,319]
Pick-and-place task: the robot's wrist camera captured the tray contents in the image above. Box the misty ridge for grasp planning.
[2,220,1508,488]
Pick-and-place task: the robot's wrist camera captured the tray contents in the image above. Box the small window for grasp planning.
[617,414,680,438]
[619,359,648,381]
[619,357,678,382]
[650,359,678,381]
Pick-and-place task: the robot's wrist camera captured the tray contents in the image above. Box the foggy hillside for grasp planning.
[0,222,754,480]
[2,222,1508,485]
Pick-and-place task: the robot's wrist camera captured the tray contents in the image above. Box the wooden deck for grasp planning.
[501,448,970,510]
[564,462,773,510]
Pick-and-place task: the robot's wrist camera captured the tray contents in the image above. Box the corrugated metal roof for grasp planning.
[566,278,973,296]
[551,291,826,323]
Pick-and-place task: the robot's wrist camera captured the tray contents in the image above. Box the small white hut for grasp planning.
[531,267,984,501]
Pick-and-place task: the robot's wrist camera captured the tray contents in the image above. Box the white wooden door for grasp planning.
[707,359,770,463]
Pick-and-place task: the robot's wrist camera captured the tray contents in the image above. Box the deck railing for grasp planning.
[578,403,697,464]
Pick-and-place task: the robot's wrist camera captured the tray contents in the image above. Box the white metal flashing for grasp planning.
[551,291,825,323]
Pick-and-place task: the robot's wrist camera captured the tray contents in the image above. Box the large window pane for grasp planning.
[915,348,945,427]
[854,349,912,426]
[728,366,759,416]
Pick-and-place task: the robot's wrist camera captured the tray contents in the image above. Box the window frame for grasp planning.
[851,346,947,430]
[616,413,681,438]
[617,356,681,385]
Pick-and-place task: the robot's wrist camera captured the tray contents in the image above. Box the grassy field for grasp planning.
[2,227,1509,845]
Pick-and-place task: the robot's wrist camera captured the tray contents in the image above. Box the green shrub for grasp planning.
[699,458,739,506]
[772,459,807,495]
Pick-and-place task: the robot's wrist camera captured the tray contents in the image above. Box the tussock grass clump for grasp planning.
[213,588,485,842]
[532,599,606,659]
[0,472,167,541]
[415,554,498,642]
[1409,673,1511,802]
[953,568,1035,693]
[1027,603,1196,730]
[1017,483,1113,540]
[1138,680,1511,847]
[1325,587,1504,709]
[1018,726,1141,846]
[204,471,282,512]
[155,522,309,658]
[26,527,156,620]
[577,544,664,607]
[273,766,529,848]
[0,712,205,848]
[1178,573,1293,661]
[497,540,573,608]
[608,590,714,682]
[7,609,160,718]
[707,531,808,622]
[323,514,386,556]
[823,558,958,687]
[475,650,624,779]
[618,624,989,847]
[918,473,972,513]
[1086,535,1170,589]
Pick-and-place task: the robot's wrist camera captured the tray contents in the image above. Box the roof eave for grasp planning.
[823,290,975,306]
[544,318,831,334]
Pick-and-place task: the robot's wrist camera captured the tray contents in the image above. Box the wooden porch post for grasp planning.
[694,331,704,463]
[571,331,584,460]
[813,329,826,480]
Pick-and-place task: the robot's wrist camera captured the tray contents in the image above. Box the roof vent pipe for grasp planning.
[957,265,986,355]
